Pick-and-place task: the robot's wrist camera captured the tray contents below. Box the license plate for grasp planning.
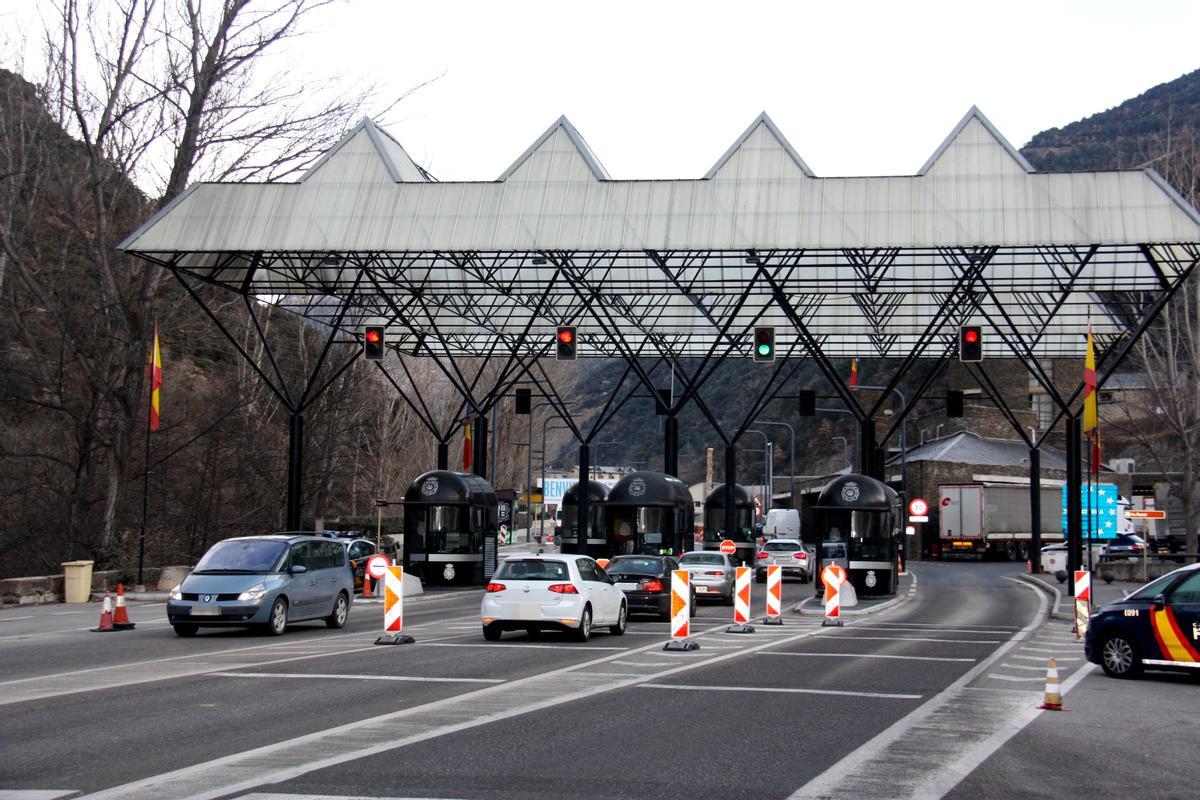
[516,603,542,621]
[695,586,711,593]
[191,605,221,616]
[616,582,638,591]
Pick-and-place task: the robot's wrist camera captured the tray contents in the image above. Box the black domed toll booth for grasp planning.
[702,483,756,564]
[814,474,900,597]
[403,470,498,587]
[605,471,694,557]
[558,480,610,558]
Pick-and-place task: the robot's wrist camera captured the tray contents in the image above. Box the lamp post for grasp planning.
[755,420,795,507]
[745,429,772,513]
[831,436,850,471]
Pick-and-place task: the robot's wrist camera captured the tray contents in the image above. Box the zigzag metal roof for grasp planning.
[119,109,1200,359]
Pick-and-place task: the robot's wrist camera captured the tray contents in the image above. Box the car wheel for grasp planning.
[609,602,627,635]
[325,592,349,629]
[266,597,288,636]
[690,592,696,616]
[573,605,592,642]
[482,622,502,641]
[1100,633,1142,678]
[723,590,735,606]
[173,623,198,637]
[755,571,766,584]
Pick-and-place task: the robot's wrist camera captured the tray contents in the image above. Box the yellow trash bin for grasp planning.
[62,560,95,603]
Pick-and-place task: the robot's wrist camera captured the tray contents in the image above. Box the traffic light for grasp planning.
[798,389,816,416]
[959,325,982,362]
[515,388,531,415]
[753,326,775,362]
[555,325,577,360]
[363,325,385,361]
[947,389,964,418]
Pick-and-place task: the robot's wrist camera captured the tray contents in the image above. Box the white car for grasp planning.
[481,554,627,642]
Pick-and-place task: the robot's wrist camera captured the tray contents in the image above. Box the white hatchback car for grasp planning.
[481,554,627,642]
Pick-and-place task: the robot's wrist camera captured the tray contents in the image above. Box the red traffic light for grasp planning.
[365,329,382,344]
[557,329,574,345]
[964,329,979,344]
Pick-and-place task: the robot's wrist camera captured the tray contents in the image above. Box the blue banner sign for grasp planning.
[1060,483,1119,539]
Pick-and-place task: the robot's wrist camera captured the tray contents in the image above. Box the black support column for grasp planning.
[664,415,679,477]
[1030,447,1042,570]
[474,416,488,479]
[1066,418,1083,595]
[286,412,304,530]
[437,442,449,471]
[578,443,590,553]
[859,418,880,479]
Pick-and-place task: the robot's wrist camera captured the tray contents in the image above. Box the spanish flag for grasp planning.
[462,416,473,471]
[149,322,163,432]
[1082,324,1098,434]
[849,358,858,390]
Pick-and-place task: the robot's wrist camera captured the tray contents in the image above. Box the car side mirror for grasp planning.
[1152,593,1166,609]
[289,564,308,575]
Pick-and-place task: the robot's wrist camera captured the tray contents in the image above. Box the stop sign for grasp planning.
[719,540,736,555]
[366,554,391,579]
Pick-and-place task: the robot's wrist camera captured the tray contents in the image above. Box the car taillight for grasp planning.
[641,579,665,592]
[793,552,807,560]
[757,551,768,559]
[704,570,724,576]
[485,582,506,593]
[548,583,579,594]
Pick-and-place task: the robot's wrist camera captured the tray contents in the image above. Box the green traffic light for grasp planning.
[757,343,772,356]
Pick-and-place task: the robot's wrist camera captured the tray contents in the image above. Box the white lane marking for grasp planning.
[618,631,670,635]
[1011,654,1079,662]
[239,793,472,800]
[420,643,629,651]
[74,620,832,800]
[997,663,1057,671]
[788,575,1051,800]
[0,791,79,799]
[210,672,502,684]
[985,674,1044,682]
[845,626,1012,636]
[0,616,35,622]
[819,636,1001,644]
[641,684,921,700]
[867,622,1019,631]
[610,661,677,667]
[51,611,90,616]
[757,652,976,663]
[1019,646,1067,653]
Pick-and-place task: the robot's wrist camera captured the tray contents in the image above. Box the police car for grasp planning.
[1084,562,1200,679]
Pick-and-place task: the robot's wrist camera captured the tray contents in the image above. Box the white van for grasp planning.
[763,508,801,540]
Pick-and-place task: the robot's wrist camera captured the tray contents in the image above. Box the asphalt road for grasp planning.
[0,562,1194,800]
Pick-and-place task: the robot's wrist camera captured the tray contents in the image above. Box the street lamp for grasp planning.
[831,436,850,471]
[745,429,773,514]
[755,420,795,507]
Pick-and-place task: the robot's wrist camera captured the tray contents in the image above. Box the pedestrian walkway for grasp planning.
[1018,569,1136,622]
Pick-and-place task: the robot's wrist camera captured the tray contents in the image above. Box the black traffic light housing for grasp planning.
[753,326,775,362]
[555,326,577,360]
[515,388,531,415]
[947,389,964,418]
[363,325,385,361]
[798,389,816,416]
[959,325,982,362]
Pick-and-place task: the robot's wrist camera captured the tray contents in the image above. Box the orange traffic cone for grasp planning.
[112,583,136,630]
[92,590,115,632]
[1038,658,1065,710]
[362,571,373,598]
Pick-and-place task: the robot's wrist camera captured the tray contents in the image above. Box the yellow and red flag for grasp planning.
[849,358,858,390]
[1082,324,1098,434]
[148,322,163,431]
[462,416,473,470]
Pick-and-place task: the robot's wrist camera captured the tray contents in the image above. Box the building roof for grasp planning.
[892,430,1069,470]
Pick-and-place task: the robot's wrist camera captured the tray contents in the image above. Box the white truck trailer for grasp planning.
[939,483,1064,561]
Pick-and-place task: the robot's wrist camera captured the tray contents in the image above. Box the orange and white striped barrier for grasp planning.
[822,563,848,627]
[897,552,906,576]
[726,566,754,633]
[763,565,783,625]
[91,590,115,632]
[1074,570,1091,641]
[663,569,699,651]
[1037,657,1064,710]
[375,565,414,645]
[112,583,135,630]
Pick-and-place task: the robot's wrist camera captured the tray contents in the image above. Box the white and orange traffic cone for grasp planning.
[362,571,373,598]
[897,553,906,576]
[112,583,136,630]
[92,590,115,632]
[1038,658,1065,710]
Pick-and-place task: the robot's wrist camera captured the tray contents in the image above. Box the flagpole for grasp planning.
[1086,431,1093,573]
[138,320,154,587]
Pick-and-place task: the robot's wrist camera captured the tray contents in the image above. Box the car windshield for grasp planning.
[764,542,802,552]
[679,553,724,566]
[193,539,286,574]
[606,557,663,575]
[493,559,569,581]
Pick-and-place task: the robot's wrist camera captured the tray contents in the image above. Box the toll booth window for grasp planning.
[427,506,473,553]
[848,510,892,561]
[637,507,667,537]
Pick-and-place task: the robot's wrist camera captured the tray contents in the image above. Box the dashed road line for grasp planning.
[757,652,976,663]
[210,672,503,684]
[641,683,922,700]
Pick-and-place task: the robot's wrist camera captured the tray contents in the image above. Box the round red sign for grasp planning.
[366,554,391,579]
[909,498,929,516]
[719,540,736,555]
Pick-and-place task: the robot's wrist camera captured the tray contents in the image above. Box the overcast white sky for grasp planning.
[5,0,1200,181]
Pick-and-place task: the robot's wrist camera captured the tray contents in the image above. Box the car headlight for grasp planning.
[169,584,183,600]
[237,584,268,602]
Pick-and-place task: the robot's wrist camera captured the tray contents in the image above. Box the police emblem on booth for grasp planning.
[421,478,438,497]
[865,570,877,588]
[630,478,647,497]
[840,481,860,503]
[443,563,456,581]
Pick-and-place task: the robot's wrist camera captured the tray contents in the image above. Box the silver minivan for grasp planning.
[166,534,353,636]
